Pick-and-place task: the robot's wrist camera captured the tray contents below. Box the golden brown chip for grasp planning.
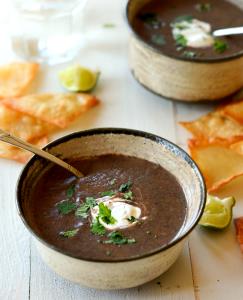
[180,111,243,140]
[2,93,99,128]
[230,140,243,155]
[189,138,243,192]
[221,99,243,124]
[0,62,39,99]
[0,104,57,141]
[0,136,48,163]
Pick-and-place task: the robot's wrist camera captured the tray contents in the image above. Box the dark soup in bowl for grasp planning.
[23,154,187,261]
[131,0,243,60]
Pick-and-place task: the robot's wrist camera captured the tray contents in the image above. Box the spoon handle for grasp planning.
[0,129,83,178]
[213,26,243,37]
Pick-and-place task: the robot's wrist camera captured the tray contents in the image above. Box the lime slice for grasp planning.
[59,65,99,92]
[199,194,235,229]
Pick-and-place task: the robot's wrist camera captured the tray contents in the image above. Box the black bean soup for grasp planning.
[23,154,187,261]
[131,0,243,60]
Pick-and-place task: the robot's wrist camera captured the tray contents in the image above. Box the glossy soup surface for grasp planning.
[24,154,187,261]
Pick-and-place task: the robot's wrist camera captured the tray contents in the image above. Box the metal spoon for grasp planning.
[213,26,243,37]
[0,129,83,178]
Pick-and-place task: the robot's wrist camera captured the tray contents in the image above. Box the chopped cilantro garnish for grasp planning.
[56,200,77,215]
[103,23,116,28]
[75,197,97,218]
[98,202,116,224]
[100,190,116,197]
[127,216,136,223]
[91,217,106,235]
[214,39,228,53]
[59,228,79,238]
[66,185,75,198]
[138,12,161,29]
[151,34,166,46]
[123,190,133,200]
[175,34,187,47]
[119,181,132,193]
[173,15,193,24]
[195,3,211,12]
[103,231,136,245]
[183,51,197,58]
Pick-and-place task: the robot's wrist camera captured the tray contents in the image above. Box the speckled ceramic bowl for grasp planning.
[126,0,243,102]
[17,128,206,289]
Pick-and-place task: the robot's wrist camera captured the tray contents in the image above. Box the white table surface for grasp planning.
[1,1,243,299]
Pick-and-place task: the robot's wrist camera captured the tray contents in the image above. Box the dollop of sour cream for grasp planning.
[91,196,141,230]
[172,18,214,48]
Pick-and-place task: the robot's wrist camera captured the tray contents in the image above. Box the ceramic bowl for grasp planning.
[126,0,243,102]
[17,128,206,289]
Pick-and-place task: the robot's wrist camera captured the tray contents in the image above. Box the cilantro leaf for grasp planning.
[183,51,197,58]
[66,185,75,198]
[119,181,132,193]
[59,228,79,238]
[75,197,97,218]
[56,200,77,215]
[91,217,106,235]
[103,231,136,245]
[214,39,228,53]
[175,34,187,47]
[123,190,133,200]
[98,202,116,224]
[100,190,116,197]
[195,3,211,12]
[127,216,136,223]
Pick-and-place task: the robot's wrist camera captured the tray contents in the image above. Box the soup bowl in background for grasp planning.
[16,128,206,289]
[126,0,243,102]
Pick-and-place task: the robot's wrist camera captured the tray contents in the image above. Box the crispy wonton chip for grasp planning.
[189,138,243,192]
[234,217,243,253]
[180,112,243,140]
[0,136,48,163]
[230,140,243,155]
[0,104,57,141]
[0,62,39,99]
[221,99,243,124]
[2,93,99,128]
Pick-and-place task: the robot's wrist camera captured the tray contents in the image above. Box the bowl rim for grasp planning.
[126,0,243,64]
[16,128,206,263]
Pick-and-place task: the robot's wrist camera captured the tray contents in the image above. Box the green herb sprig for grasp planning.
[91,217,106,235]
[75,197,97,218]
[98,202,116,224]
[103,231,136,245]
[56,200,77,215]
[59,228,79,238]
[214,39,228,53]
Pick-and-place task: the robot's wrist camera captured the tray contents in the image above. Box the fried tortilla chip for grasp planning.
[180,112,243,140]
[0,104,57,141]
[2,93,99,128]
[189,138,243,192]
[0,62,39,99]
[221,99,243,124]
[0,136,48,163]
[234,217,243,253]
[230,140,243,155]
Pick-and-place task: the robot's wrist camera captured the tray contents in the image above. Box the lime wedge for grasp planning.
[59,65,99,92]
[199,194,235,229]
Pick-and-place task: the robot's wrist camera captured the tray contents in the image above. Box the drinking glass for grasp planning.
[10,0,87,64]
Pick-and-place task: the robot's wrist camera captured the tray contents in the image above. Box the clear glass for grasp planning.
[10,0,86,64]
